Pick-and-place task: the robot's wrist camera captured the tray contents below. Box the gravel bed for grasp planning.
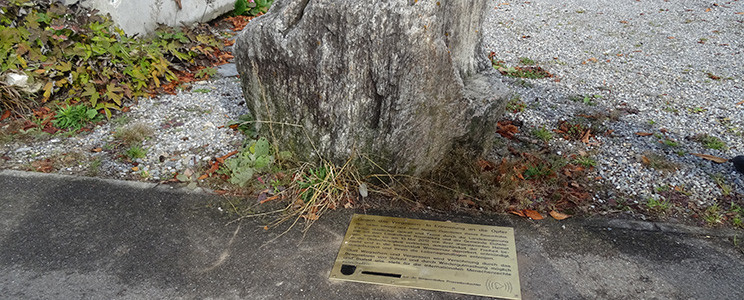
[1,1,742,206]
[1,76,249,182]
[482,0,744,204]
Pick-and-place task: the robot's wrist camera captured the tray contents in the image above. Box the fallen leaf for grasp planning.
[736,100,744,105]
[263,226,269,230]
[477,159,495,171]
[705,8,712,12]
[0,110,9,121]
[619,20,628,24]
[640,155,651,165]
[690,153,729,163]
[197,174,208,180]
[509,210,526,217]
[635,132,654,136]
[523,209,544,220]
[496,121,519,139]
[736,12,744,15]
[131,166,139,171]
[259,195,280,204]
[31,159,54,173]
[550,210,571,220]
[91,147,102,152]
[214,190,228,195]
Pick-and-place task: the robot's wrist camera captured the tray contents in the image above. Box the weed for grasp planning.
[519,57,536,65]
[710,174,732,196]
[687,106,707,114]
[647,119,656,125]
[694,134,727,150]
[124,144,147,160]
[703,204,723,226]
[220,137,274,187]
[572,156,597,168]
[114,122,154,145]
[52,104,101,131]
[570,94,601,106]
[226,114,257,137]
[234,0,274,16]
[192,88,211,93]
[506,95,526,113]
[640,151,678,171]
[647,197,671,212]
[532,126,553,142]
[87,157,102,177]
[195,67,217,79]
[523,163,552,180]
[490,54,552,79]
[660,138,679,148]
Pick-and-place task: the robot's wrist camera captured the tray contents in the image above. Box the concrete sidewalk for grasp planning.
[1,170,743,299]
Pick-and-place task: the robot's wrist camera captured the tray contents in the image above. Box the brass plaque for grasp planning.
[330,214,521,299]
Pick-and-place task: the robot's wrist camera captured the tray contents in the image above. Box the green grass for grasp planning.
[647,197,671,212]
[124,144,147,160]
[572,156,597,168]
[519,57,536,65]
[532,127,553,142]
[698,134,727,150]
[704,204,723,226]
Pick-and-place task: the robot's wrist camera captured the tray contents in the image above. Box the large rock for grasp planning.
[235,0,509,175]
[61,0,235,36]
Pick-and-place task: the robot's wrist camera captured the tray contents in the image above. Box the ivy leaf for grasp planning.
[81,84,99,106]
[42,81,54,102]
[105,83,124,105]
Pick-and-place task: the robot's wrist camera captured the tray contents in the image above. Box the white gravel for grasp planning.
[482,0,744,203]
[1,1,742,205]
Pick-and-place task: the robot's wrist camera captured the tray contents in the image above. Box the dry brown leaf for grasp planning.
[736,100,744,105]
[705,8,712,12]
[690,153,729,163]
[131,166,139,171]
[641,155,651,165]
[91,147,102,152]
[524,209,544,220]
[550,210,571,220]
[509,210,525,217]
[635,132,654,136]
[197,174,208,180]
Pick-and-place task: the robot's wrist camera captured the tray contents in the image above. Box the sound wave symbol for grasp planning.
[485,278,512,293]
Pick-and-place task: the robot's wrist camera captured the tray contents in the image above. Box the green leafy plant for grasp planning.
[195,67,217,79]
[124,144,147,160]
[234,0,274,16]
[572,156,597,168]
[532,126,553,142]
[695,134,727,150]
[226,114,257,137]
[519,57,535,65]
[0,1,225,117]
[646,197,671,212]
[523,163,552,180]
[52,104,101,131]
[221,137,274,187]
[704,204,723,226]
[176,169,201,189]
[570,94,601,106]
[506,95,526,113]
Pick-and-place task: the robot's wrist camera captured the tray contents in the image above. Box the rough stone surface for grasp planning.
[235,0,509,175]
[62,0,234,36]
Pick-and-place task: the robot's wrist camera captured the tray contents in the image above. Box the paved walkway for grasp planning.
[1,170,743,299]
